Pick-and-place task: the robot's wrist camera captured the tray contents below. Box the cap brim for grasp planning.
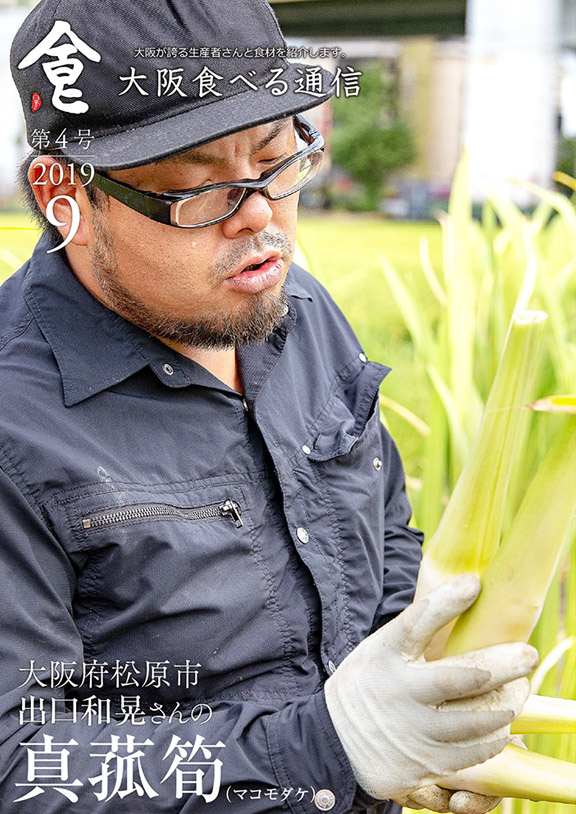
[62,62,334,170]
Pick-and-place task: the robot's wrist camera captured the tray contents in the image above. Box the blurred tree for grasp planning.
[331,61,416,211]
[556,134,576,189]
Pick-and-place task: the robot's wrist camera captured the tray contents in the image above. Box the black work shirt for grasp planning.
[0,234,423,813]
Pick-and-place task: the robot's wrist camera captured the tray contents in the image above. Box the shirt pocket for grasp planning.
[306,358,389,462]
[46,479,289,702]
[81,496,244,531]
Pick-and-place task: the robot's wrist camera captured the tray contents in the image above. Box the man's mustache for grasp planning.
[212,231,293,280]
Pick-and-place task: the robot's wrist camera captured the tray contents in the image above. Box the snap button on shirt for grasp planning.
[315,789,337,810]
[297,526,310,544]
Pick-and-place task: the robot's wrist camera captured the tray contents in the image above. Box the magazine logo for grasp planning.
[17,20,101,114]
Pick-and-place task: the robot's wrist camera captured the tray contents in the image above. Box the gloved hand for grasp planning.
[395,783,500,813]
[395,713,531,811]
[324,574,538,802]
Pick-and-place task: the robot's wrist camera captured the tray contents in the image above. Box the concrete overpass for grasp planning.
[271,0,467,38]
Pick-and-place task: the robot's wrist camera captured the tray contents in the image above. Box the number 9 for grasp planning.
[45,195,81,254]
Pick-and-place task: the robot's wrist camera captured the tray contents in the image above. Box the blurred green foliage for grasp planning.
[331,62,416,211]
[556,135,576,184]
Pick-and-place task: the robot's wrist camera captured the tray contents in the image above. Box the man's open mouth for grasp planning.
[226,255,284,293]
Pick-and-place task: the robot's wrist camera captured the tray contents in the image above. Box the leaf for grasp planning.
[527,395,576,414]
[380,254,436,361]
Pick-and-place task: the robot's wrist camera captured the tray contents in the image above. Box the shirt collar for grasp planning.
[283,268,313,301]
[23,234,313,407]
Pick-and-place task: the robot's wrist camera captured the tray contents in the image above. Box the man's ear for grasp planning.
[28,156,96,247]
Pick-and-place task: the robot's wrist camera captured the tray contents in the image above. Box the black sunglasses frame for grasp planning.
[85,116,324,228]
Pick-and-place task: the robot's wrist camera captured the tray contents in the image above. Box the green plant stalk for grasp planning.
[435,416,576,804]
[512,695,576,735]
[444,416,576,655]
[419,388,448,538]
[445,155,475,428]
[416,311,547,602]
[440,744,576,803]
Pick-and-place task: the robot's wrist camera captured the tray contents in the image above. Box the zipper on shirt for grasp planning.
[82,498,244,530]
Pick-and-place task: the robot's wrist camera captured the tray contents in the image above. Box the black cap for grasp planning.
[11,0,333,170]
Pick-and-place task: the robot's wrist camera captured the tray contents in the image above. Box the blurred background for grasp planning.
[1,4,576,812]
[1,0,575,211]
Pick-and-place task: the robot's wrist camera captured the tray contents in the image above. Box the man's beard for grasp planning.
[89,213,291,349]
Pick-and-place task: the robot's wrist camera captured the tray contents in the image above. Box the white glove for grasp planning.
[395,784,500,813]
[324,574,538,801]
[394,716,531,811]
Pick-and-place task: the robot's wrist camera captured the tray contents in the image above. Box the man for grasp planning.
[1,0,536,812]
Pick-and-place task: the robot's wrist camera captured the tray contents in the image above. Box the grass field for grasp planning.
[0,212,41,281]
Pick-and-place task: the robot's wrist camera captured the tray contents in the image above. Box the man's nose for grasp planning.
[220,189,274,238]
